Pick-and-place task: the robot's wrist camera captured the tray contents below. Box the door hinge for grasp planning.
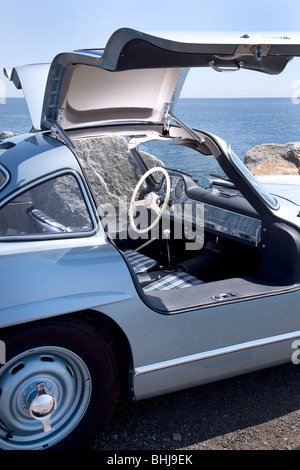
[50,122,76,151]
[160,103,171,134]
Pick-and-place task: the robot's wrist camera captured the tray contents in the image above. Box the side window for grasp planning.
[0,173,94,237]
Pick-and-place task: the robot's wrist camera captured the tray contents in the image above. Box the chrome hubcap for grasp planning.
[17,379,58,418]
[0,346,91,450]
[29,382,57,433]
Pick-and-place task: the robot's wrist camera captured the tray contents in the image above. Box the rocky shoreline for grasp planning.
[0,131,18,140]
[245,142,300,175]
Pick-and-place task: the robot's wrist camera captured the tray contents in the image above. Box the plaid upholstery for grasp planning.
[123,249,158,273]
[144,271,203,292]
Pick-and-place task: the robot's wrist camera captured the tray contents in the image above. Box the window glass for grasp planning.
[138,139,227,180]
[0,173,94,237]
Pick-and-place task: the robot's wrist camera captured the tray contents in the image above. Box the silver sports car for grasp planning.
[1,28,300,450]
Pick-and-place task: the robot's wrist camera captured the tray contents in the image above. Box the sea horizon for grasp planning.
[0,97,299,161]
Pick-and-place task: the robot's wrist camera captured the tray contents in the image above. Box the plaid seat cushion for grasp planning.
[123,249,158,273]
[144,271,203,292]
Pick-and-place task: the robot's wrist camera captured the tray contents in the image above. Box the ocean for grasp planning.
[0,98,32,136]
[176,97,300,158]
[0,97,299,162]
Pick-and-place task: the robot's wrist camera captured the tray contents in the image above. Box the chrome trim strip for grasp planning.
[0,164,10,191]
[203,202,262,245]
[135,330,300,376]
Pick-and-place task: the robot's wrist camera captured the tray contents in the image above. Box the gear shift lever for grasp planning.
[163,229,173,271]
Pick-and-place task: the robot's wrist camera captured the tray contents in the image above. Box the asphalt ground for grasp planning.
[93,362,300,451]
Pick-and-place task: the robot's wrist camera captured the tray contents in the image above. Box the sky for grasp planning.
[1,0,300,99]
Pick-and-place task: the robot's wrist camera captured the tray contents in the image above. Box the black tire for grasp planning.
[0,315,120,450]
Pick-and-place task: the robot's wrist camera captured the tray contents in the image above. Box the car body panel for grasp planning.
[2,28,300,434]
[0,134,137,328]
[1,114,300,403]
[97,28,300,72]
[0,133,78,200]
[2,215,298,401]
[100,282,300,399]
[258,174,300,206]
[0,236,135,328]
[258,175,300,228]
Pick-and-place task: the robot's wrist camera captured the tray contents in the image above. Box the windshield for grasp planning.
[138,134,278,209]
[138,138,226,181]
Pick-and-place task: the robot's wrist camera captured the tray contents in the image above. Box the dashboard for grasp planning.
[159,172,263,247]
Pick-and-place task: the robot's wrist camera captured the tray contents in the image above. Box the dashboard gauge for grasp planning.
[163,177,172,195]
[175,179,185,198]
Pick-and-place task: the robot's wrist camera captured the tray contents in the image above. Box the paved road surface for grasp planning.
[93,362,300,450]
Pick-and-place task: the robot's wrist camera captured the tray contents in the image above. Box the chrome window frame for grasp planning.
[227,148,279,210]
[0,169,98,241]
[0,164,10,192]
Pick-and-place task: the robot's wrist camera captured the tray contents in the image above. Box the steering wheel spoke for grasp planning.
[132,199,146,210]
[149,199,161,216]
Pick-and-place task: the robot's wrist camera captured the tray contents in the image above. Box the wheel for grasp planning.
[0,316,119,450]
[129,166,171,234]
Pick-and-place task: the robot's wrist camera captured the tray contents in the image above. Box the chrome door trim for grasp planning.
[134,329,300,376]
[0,164,10,191]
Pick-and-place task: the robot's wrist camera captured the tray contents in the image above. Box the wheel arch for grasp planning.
[75,309,135,396]
[0,309,127,449]
[1,309,135,398]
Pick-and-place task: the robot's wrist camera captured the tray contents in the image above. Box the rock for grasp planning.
[138,150,165,170]
[74,135,161,220]
[74,135,143,218]
[244,142,300,175]
[0,131,18,140]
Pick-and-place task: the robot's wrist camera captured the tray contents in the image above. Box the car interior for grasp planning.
[70,125,300,312]
[1,124,298,313]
